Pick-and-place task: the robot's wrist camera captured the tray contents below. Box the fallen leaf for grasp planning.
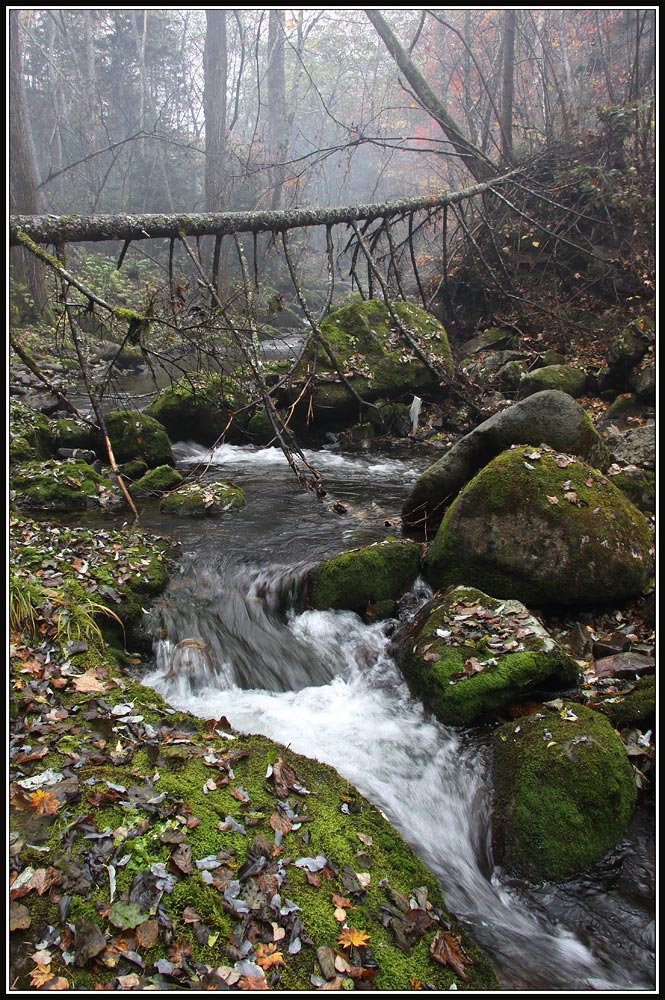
[71,669,108,694]
[255,943,285,971]
[338,927,370,950]
[430,930,473,980]
[135,919,160,949]
[9,902,31,931]
[27,789,61,816]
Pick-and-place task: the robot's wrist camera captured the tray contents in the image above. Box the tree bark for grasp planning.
[11,173,515,247]
[9,10,51,317]
[365,9,497,182]
[500,10,516,165]
[204,10,228,212]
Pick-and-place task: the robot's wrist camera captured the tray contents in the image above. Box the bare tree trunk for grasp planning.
[500,10,516,165]
[204,10,228,212]
[365,9,497,182]
[267,9,287,210]
[9,10,51,318]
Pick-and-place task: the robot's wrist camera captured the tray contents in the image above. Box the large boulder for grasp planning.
[100,410,174,468]
[283,298,452,430]
[425,446,653,608]
[402,391,609,532]
[399,586,578,726]
[492,702,637,880]
[146,374,250,446]
[306,537,422,620]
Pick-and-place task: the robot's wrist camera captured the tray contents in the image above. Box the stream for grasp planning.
[133,438,655,992]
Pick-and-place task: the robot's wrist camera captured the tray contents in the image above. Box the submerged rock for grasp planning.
[402,390,608,532]
[307,537,422,620]
[492,701,638,880]
[425,446,653,608]
[399,586,578,727]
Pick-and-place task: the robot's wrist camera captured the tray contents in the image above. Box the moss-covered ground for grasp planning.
[9,516,498,992]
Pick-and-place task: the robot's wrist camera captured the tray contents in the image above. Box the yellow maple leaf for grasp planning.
[255,943,285,970]
[338,926,370,950]
[71,669,107,694]
[29,964,55,989]
[28,789,61,816]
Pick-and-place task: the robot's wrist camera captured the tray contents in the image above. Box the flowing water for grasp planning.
[136,439,656,992]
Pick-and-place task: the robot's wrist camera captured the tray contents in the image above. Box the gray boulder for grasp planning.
[402,390,609,532]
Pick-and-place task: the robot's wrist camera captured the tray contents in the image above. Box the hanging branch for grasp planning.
[9,329,94,425]
[408,211,428,308]
[349,219,481,413]
[178,231,324,495]
[282,230,377,418]
[383,219,407,301]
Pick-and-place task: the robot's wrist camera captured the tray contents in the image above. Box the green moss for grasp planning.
[146,373,250,446]
[492,702,637,880]
[518,364,587,399]
[426,447,653,607]
[308,538,422,619]
[9,400,56,459]
[159,480,245,518]
[593,675,655,730]
[101,410,174,468]
[401,587,578,726]
[54,417,96,452]
[10,459,118,512]
[129,464,184,496]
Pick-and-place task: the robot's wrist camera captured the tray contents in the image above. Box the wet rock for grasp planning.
[100,410,174,469]
[462,327,519,355]
[398,586,578,727]
[147,374,250,446]
[159,480,245,518]
[425,446,654,608]
[306,537,422,620]
[492,701,637,881]
[10,459,122,513]
[403,390,609,532]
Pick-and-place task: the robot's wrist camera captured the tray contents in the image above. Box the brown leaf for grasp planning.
[272,757,301,799]
[71,669,108,694]
[10,867,60,900]
[9,902,31,931]
[27,789,61,816]
[269,811,292,836]
[135,919,160,950]
[182,907,202,925]
[169,843,193,876]
[429,930,472,980]
[237,975,269,991]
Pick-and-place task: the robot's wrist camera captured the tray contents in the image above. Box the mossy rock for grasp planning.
[54,416,96,452]
[100,410,174,468]
[492,702,638,880]
[402,390,609,533]
[307,538,422,620]
[610,468,655,512]
[9,400,56,460]
[462,327,519,355]
[517,364,587,400]
[146,374,250,446]
[129,465,184,497]
[282,299,452,430]
[425,446,653,608]
[400,587,578,727]
[159,480,245,518]
[592,675,656,731]
[10,459,120,513]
